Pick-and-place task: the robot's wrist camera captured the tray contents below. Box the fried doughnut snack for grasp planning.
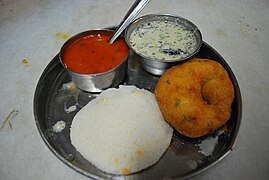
[155,58,234,138]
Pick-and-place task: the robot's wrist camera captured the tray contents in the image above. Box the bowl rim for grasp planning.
[125,13,203,63]
[59,29,129,76]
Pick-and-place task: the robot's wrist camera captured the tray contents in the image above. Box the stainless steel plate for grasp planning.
[34,29,241,179]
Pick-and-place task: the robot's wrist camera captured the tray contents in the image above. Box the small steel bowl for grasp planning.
[125,14,202,75]
[59,29,129,92]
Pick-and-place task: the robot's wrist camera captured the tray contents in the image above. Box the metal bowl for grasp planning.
[125,14,202,75]
[59,29,129,92]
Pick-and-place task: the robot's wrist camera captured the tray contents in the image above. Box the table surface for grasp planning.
[1,0,269,179]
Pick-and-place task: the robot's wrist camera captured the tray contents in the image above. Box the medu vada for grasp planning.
[154,58,234,138]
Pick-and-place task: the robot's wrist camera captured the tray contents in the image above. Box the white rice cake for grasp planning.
[70,85,173,175]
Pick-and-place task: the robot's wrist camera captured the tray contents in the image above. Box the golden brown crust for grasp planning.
[154,58,234,138]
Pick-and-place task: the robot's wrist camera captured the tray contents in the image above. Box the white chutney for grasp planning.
[129,20,198,61]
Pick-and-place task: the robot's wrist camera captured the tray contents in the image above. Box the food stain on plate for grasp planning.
[0,109,19,130]
[55,82,81,113]
[198,136,218,156]
[52,120,66,133]
[56,32,70,40]
[186,160,198,170]
[55,32,70,44]
[21,58,29,67]
[64,102,78,113]
[55,82,80,105]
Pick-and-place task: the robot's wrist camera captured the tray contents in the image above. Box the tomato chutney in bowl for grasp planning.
[125,14,202,75]
[60,30,129,92]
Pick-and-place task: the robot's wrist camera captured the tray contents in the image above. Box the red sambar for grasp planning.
[63,33,128,74]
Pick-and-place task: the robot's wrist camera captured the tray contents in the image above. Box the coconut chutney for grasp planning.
[129,20,197,61]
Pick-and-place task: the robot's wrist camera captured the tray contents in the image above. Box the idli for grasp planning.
[70,85,173,175]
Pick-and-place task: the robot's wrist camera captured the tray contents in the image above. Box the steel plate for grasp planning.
[34,29,241,179]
